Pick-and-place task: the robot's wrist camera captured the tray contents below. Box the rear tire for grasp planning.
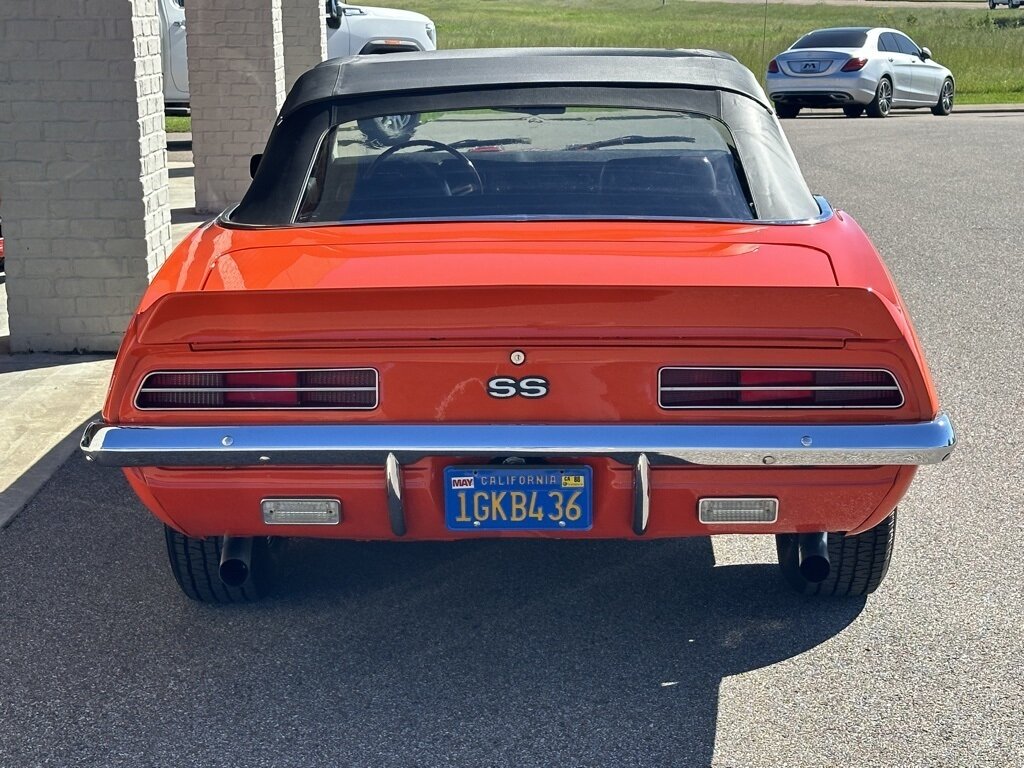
[775,511,897,596]
[843,105,865,118]
[866,78,893,118]
[931,78,954,116]
[164,526,273,603]
[775,103,801,119]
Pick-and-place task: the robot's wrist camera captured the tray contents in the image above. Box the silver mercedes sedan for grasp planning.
[766,27,955,119]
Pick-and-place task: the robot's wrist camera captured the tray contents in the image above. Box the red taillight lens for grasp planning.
[136,369,378,409]
[738,369,814,404]
[659,368,903,409]
[224,371,299,406]
[840,57,868,72]
[767,58,779,74]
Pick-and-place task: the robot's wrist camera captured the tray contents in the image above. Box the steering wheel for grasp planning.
[365,139,483,196]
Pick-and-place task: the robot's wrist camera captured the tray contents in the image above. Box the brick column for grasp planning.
[0,0,171,353]
[186,0,285,214]
[281,0,327,92]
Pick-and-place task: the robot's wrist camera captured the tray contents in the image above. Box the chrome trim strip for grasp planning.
[135,368,379,411]
[81,413,956,468]
[633,453,651,535]
[220,197,834,230]
[658,366,904,410]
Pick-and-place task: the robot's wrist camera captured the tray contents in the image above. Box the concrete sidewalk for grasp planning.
[0,141,202,528]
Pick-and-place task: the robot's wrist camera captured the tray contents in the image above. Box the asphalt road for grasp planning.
[1,111,1021,767]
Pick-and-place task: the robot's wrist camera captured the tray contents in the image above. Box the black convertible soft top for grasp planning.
[230,48,821,225]
[281,48,772,118]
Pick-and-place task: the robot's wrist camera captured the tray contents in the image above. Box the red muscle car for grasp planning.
[81,49,955,603]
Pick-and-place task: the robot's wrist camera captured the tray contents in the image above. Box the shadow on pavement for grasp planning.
[171,206,207,226]
[0,454,864,767]
[0,351,110,374]
[0,414,97,529]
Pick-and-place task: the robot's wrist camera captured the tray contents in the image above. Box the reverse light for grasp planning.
[767,58,779,74]
[841,57,868,72]
[261,498,341,526]
[136,368,379,410]
[658,367,904,409]
[699,498,778,524]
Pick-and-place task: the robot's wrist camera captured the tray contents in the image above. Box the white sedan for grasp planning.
[766,27,955,119]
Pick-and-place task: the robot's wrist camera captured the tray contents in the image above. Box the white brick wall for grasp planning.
[281,0,327,92]
[187,0,285,214]
[0,0,172,353]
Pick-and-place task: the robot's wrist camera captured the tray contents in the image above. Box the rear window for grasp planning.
[295,106,755,224]
[792,30,868,49]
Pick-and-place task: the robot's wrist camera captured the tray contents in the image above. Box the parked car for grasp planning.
[988,0,1022,8]
[156,0,437,111]
[81,49,955,604]
[766,27,955,118]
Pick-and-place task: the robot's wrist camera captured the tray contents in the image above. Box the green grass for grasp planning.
[165,115,191,133]
[397,0,1024,103]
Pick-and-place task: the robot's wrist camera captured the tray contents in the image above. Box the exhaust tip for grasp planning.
[797,532,831,583]
[219,535,254,588]
[219,558,250,587]
[799,555,830,583]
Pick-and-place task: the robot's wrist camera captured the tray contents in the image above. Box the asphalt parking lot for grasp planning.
[1,111,1021,767]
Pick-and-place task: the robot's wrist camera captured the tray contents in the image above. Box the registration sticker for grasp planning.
[444,466,593,531]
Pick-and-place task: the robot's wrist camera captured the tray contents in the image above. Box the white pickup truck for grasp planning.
[157,0,437,109]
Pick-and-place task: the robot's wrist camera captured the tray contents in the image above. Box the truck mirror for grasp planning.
[326,0,342,29]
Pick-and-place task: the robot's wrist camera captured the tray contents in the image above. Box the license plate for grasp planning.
[444,466,593,531]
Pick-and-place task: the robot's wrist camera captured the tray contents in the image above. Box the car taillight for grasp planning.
[767,58,779,74]
[841,57,868,72]
[136,369,378,410]
[658,368,903,409]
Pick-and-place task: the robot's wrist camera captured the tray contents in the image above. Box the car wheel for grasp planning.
[931,78,954,116]
[164,525,273,603]
[866,78,893,118]
[842,105,865,118]
[775,511,897,596]
[988,0,994,7]
[357,113,421,146]
[775,104,801,119]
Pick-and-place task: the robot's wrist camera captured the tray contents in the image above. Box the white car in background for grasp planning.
[157,0,436,111]
[766,27,954,119]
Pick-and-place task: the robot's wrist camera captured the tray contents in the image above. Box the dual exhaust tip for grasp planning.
[219,531,833,588]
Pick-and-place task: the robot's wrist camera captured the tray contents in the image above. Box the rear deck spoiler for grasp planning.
[135,286,907,347]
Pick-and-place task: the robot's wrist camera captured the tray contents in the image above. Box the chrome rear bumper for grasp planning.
[81,414,955,468]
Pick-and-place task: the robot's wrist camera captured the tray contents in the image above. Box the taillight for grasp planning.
[767,58,779,74]
[658,368,903,409]
[841,57,868,72]
[136,369,378,410]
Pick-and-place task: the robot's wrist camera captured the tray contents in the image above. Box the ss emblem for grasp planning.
[487,376,549,399]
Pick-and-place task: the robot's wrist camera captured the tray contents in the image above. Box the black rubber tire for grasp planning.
[866,77,893,118]
[931,78,955,116]
[775,511,897,596]
[357,113,421,146]
[164,525,273,603]
[775,103,801,119]
[988,0,994,8]
[843,105,865,118]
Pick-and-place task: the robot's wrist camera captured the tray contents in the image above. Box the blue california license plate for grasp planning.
[444,466,593,531]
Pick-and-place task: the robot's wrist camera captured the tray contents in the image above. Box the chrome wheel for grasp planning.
[867,78,892,118]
